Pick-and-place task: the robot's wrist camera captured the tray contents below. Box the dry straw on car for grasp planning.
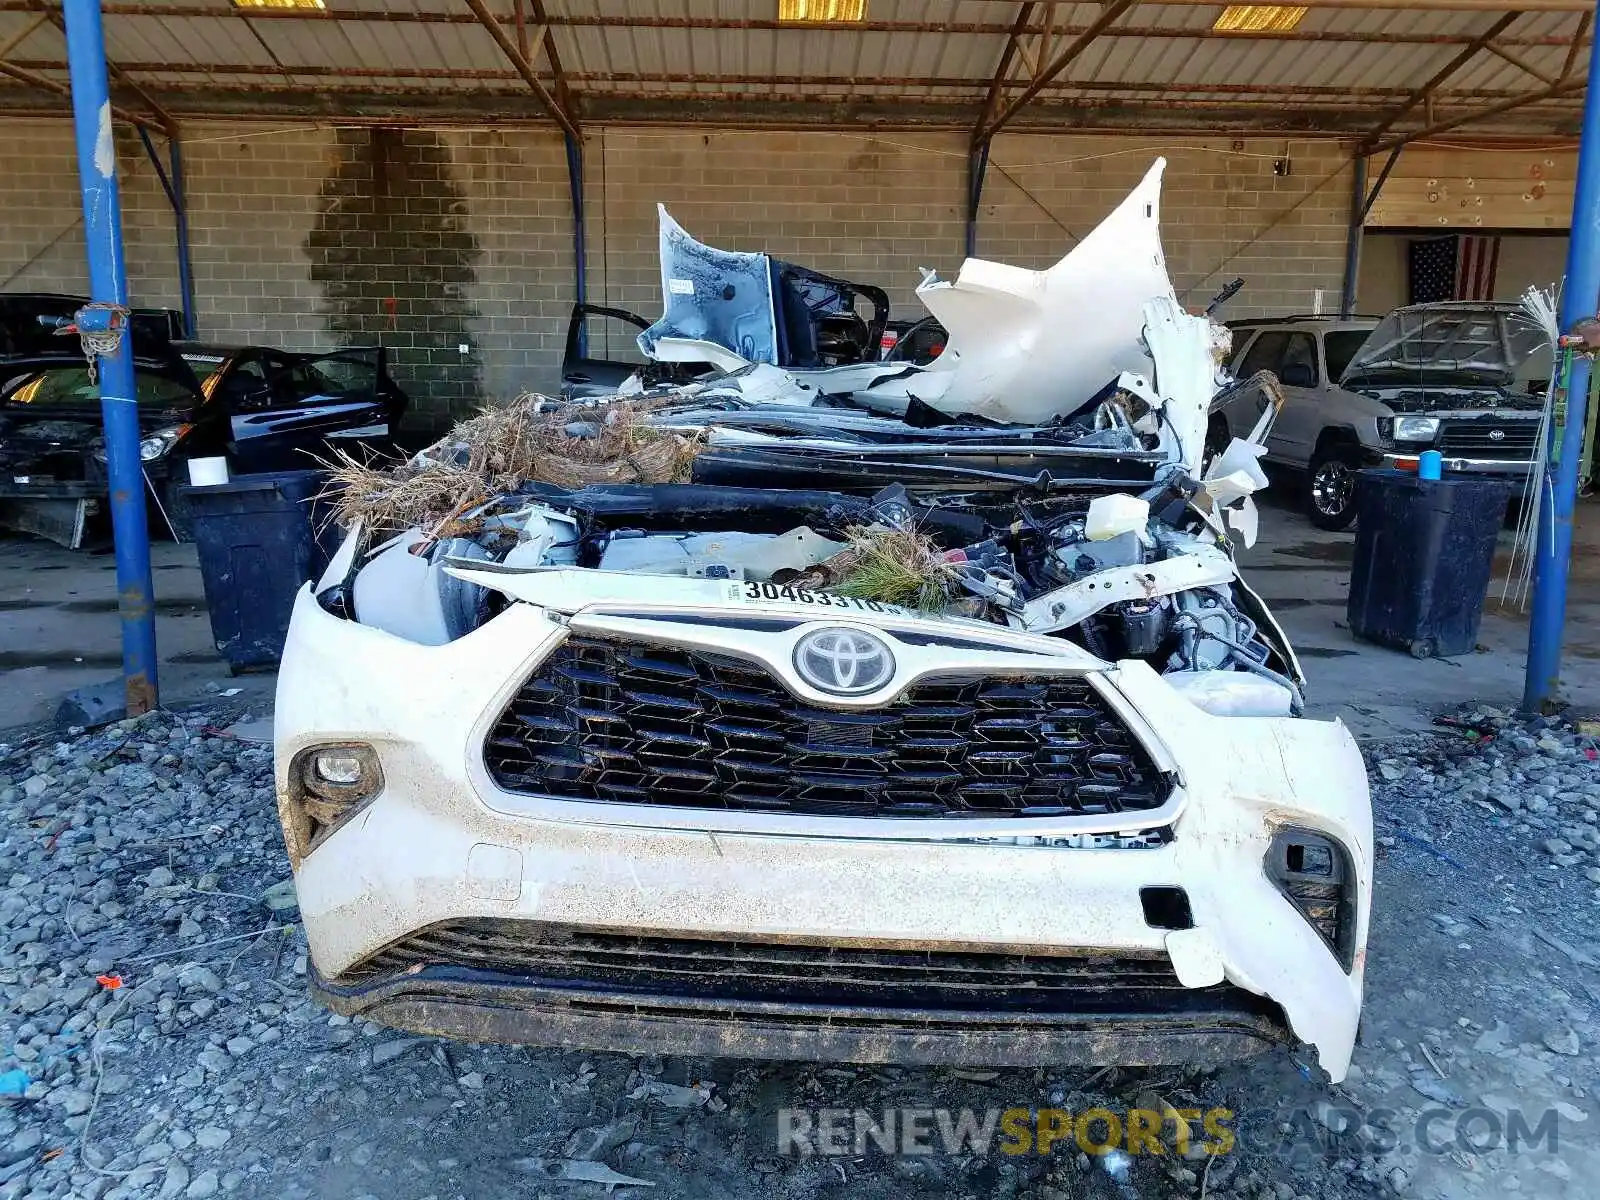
[321,394,702,535]
[822,526,963,612]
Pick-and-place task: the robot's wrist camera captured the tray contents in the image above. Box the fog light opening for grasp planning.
[289,742,384,858]
[313,751,365,786]
[1140,885,1194,931]
[1266,828,1356,972]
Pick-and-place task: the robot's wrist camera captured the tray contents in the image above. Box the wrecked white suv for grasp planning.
[274,161,1371,1082]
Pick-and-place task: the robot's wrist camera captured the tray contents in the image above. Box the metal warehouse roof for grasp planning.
[0,0,1592,142]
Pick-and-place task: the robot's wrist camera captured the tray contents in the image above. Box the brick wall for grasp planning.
[1,119,1355,427]
[982,135,1355,317]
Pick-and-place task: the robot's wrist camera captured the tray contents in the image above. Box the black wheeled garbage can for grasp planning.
[181,469,338,672]
[1346,469,1510,659]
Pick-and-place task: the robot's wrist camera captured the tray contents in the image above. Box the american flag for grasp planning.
[1407,235,1501,303]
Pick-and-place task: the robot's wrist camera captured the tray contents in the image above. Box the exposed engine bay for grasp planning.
[325,459,1302,721]
[320,153,1300,720]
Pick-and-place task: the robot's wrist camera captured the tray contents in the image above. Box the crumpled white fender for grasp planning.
[1141,295,1217,477]
[857,159,1178,425]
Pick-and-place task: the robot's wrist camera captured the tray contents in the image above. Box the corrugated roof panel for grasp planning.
[98,14,259,70]
[1,0,1589,133]
[0,13,52,60]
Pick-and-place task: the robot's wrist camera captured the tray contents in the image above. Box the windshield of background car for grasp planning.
[182,354,228,397]
[254,349,379,404]
[1341,306,1547,388]
[1322,330,1373,383]
[2,368,196,410]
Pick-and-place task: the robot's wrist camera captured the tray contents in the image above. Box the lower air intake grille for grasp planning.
[483,635,1170,818]
[351,920,1226,1015]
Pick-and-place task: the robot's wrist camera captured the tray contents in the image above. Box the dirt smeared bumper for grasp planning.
[276,587,1372,1080]
[311,963,1290,1067]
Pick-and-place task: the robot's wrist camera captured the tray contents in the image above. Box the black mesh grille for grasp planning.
[484,635,1170,818]
[1438,420,1538,458]
[350,920,1235,1015]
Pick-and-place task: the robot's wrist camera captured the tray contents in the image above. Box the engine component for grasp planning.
[490,503,581,570]
[1085,493,1151,542]
[1114,599,1168,657]
[1171,588,1248,672]
[597,526,844,581]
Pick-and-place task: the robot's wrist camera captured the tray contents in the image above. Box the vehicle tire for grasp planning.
[1306,444,1361,531]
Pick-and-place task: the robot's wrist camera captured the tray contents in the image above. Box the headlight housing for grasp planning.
[1389,415,1440,445]
[282,743,384,862]
[139,425,190,462]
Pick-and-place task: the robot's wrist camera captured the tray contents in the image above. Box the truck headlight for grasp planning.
[139,425,190,462]
[1391,416,1440,444]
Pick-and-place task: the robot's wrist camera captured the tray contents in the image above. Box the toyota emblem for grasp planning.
[1488,429,1506,441]
[793,627,896,696]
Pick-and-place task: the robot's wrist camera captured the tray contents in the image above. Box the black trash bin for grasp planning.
[181,469,338,672]
[1346,469,1510,659]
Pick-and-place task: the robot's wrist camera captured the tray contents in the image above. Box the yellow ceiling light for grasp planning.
[779,0,866,23]
[1212,5,1307,34]
[230,0,327,9]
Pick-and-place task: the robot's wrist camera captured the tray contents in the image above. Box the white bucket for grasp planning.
[186,457,230,487]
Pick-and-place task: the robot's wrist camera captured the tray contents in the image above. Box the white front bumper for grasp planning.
[274,586,1372,1080]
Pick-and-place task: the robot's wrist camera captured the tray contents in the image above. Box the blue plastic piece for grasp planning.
[0,1069,30,1098]
[1417,450,1443,480]
[63,0,159,714]
[638,208,778,365]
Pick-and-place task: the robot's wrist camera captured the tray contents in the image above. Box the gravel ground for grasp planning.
[0,704,1596,1200]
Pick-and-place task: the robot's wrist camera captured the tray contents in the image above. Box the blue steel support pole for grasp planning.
[63,0,159,714]
[564,130,587,357]
[1524,0,1600,713]
[168,133,197,338]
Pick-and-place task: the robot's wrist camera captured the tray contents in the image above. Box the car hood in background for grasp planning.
[1339,302,1549,391]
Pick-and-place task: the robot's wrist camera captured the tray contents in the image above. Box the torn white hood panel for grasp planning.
[859,159,1178,425]
[639,206,779,364]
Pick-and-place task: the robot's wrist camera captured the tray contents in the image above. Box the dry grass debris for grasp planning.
[320,393,701,535]
[822,525,962,612]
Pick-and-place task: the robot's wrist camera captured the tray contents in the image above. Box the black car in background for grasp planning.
[0,294,407,546]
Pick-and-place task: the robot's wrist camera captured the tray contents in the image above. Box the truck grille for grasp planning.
[484,635,1169,818]
[350,920,1231,1015]
[1437,420,1539,459]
